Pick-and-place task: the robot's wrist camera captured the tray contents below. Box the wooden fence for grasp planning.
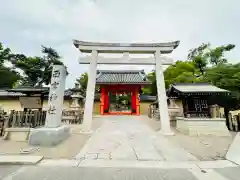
[148,105,160,120]
[0,109,84,136]
[227,113,240,132]
[62,109,83,124]
[0,110,7,136]
[7,110,47,128]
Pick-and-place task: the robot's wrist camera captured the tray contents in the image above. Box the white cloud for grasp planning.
[0,0,239,87]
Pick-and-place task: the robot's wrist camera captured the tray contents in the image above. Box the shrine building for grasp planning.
[95,70,151,115]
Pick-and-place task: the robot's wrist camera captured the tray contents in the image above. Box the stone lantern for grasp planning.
[70,83,83,109]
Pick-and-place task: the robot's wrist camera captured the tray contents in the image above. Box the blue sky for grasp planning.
[0,0,239,88]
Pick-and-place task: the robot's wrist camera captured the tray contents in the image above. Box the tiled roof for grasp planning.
[170,83,229,94]
[9,84,49,93]
[0,89,82,98]
[73,40,180,48]
[0,90,25,97]
[96,70,151,84]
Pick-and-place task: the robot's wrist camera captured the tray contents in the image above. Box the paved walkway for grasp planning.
[75,116,197,161]
[1,163,240,180]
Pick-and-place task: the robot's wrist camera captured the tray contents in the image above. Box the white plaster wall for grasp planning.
[0,99,71,114]
[42,100,71,111]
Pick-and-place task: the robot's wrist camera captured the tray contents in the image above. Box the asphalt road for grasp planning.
[0,165,240,180]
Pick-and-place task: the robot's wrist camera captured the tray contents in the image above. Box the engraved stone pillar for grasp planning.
[29,65,70,146]
[45,65,66,128]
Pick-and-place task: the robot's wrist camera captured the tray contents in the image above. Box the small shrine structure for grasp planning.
[96,70,151,115]
[167,83,231,136]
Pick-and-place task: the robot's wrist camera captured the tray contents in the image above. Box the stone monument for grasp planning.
[28,65,70,146]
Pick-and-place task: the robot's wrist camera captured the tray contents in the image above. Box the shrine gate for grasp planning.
[73,40,179,135]
[96,70,151,115]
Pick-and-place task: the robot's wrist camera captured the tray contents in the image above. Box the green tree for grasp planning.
[11,56,46,86]
[206,44,235,66]
[40,46,66,85]
[76,72,88,96]
[0,66,20,88]
[11,46,67,86]
[188,43,209,75]
[0,42,11,65]
[0,42,21,88]
[76,72,100,96]
[204,63,240,92]
[164,61,200,88]
[204,63,240,111]
[142,71,157,95]
[143,61,202,95]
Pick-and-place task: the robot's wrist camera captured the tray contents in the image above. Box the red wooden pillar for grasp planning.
[104,86,109,114]
[100,86,105,115]
[136,88,140,115]
[131,90,136,114]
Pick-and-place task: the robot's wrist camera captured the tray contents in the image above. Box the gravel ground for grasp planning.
[0,117,103,159]
[167,131,236,160]
[143,117,236,161]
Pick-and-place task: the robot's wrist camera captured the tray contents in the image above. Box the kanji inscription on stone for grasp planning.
[49,93,58,101]
[45,65,66,128]
[48,105,56,114]
[52,70,60,78]
[51,81,60,89]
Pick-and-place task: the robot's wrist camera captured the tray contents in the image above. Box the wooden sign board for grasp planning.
[19,97,42,109]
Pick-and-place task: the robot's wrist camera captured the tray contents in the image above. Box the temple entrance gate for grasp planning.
[73,40,180,135]
[96,70,150,116]
[108,91,132,115]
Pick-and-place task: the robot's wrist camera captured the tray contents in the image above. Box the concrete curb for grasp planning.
[0,155,44,165]
[77,159,239,169]
[226,132,240,165]
[36,159,239,169]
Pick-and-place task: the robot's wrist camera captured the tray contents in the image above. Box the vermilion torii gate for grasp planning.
[73,40,179,135]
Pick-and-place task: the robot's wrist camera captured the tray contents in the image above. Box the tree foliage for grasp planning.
[11,46,67,86]
[206,44,235,66]
[0,43,11,65]
[76,72,100,96]
[142,43,237,97]
[76,73,88,96]
[0,42,68,88]
[0,66,20,88]
[204,63,240,92]
[0,42,21,88]
[188,43,209,75]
